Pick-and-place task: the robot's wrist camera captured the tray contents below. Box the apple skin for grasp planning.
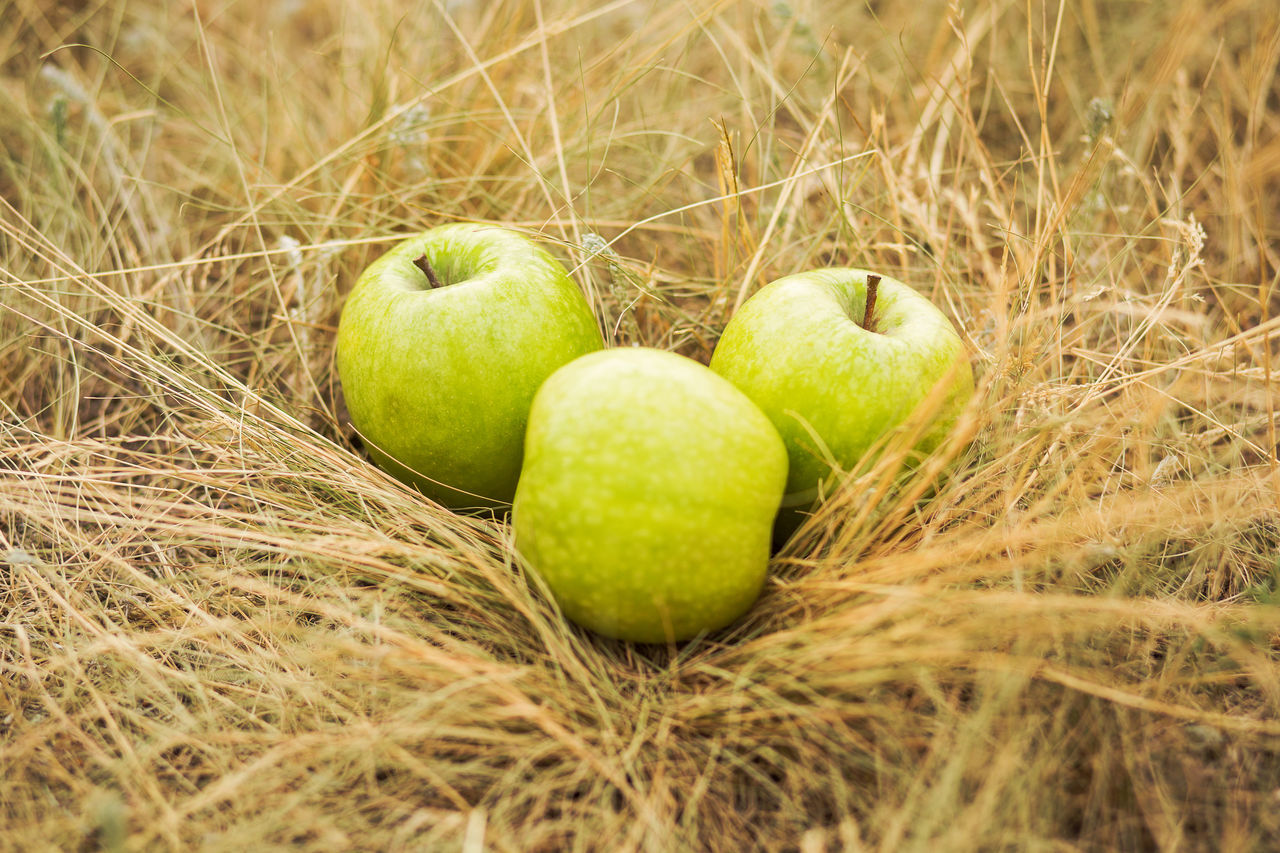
[513,348,788,643]
[336,224,603,508]
[709,268,973,515]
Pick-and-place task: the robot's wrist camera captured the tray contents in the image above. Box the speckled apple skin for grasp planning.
[336,224,603,508]
[513,348,788,643]
[709,269,973,508]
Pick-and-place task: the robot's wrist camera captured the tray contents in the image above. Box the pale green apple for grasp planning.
[710,268,973,516]
[513,348,788,643]
[336,224,603,508]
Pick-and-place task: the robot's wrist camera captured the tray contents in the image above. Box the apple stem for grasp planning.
[862,274,880,333]
[413,254,444,289]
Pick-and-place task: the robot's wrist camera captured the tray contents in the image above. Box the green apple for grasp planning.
[336,224,603,508]
[709,268,973,517]
[513,348,788,643]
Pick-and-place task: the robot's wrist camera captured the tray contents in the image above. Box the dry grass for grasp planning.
[3,0,1280,850]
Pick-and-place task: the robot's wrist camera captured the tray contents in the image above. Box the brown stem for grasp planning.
[862,274,881,333]
[413,254,444,289]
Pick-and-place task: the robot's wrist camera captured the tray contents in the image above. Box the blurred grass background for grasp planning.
[2,0,1279,849]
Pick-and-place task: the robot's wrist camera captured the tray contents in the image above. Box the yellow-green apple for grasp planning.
[513,348,788,643]
[710,269,973,522]
[336,224,603,508]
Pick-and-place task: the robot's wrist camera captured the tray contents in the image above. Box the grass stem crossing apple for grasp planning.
[513,348,788,643]
[336,224,604,508]
[710,268,974,520]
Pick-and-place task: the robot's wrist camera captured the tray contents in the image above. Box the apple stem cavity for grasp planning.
[413,254,445,289]
[862,274,881,333]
